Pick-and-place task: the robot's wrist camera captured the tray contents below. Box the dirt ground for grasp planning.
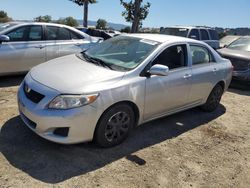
[0,76,250,188]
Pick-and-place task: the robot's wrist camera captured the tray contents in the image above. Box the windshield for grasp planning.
[160,28,189,37]
[0,23,18,32]
[227,37,250,52]
[84,35,159,71]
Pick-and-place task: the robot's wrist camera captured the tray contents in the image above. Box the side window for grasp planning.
[58,28,71,40]
[188,29,200,40]
[190,45,212,65]
[200,29,209,40]
[69,30,83,39]
[153,44,187,70]
[46,26,58,40]
[208,30,219,40]
[28,26,42,41]
[6,27,27,41]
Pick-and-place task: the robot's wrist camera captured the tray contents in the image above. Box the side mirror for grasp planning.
[0,35,10,43]
[148,64,169,76]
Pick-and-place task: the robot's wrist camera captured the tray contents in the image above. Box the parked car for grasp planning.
[77,27,111,40]
[18,34,232,147]
[0,22,102,76]
[219,35,241,48]
[160,26,219,49]
[217,36,250,83]
[77,27,120,40]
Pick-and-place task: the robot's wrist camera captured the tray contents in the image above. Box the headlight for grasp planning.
[48,94,99,109]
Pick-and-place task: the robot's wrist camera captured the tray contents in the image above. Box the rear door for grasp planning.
[0,25,46,74]
[188,44,219,103]
[208,29,219,49]
[188,29,200,40]
[56,27,91,57]
[44,26,60,61]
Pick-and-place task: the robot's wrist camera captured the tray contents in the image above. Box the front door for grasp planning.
[144,44,192,120]
[0,25,46,74]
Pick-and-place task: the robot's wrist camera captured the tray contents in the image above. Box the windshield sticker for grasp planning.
[140,39,158,45]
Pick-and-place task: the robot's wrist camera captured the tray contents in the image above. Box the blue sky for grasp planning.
[1,0,250,28]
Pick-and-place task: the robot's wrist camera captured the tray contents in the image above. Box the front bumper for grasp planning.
[233,69,250,82]
[18,74,101,144]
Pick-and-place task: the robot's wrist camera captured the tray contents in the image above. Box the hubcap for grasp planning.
[105,111,130,142]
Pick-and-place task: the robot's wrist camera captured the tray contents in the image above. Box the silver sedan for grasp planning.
[0,22,102,76]
[17,34,232,147]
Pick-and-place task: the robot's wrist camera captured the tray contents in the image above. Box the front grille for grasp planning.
[23,82,45,104]
[223,56,250,71]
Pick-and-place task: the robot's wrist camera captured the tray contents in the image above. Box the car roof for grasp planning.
[126,33,203,44]
[163,26,215,30]
[9,21,73,28]
[0,22,91,38]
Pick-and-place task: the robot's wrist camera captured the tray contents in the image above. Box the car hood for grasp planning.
[30,54,125,94]
[217,48,250,61]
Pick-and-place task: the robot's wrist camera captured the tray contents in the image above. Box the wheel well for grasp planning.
[217,81,225,91]
[97,101,140,128]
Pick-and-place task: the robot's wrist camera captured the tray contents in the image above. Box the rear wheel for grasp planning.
[94,104,135,147]
[201,84,223,112]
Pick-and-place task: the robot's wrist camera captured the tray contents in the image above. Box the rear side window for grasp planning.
[208,30,219,40]
[190,45,212,65]
[6,26,27,41]
[58,27,71,40]
[46,26,58,40]
[46,26,82,40]
[200,29,209,40]
[188,29,200,40]
[28,26,42,41]
[69,30,83,39]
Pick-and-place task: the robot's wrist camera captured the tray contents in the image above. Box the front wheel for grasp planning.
[201,84,223,112]
[94,104,135,147]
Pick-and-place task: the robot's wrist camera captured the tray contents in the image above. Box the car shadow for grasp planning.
[0,105,226,184]
[229,80,250,91]
[0,75,25,88]
[228,80,250,96]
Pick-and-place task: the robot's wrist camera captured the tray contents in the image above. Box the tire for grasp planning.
[94,104,135,147]
[201,84,223,112]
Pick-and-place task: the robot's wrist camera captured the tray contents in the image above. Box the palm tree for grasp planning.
[69,0,97,27]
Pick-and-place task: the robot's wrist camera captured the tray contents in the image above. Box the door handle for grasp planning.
[34,45,45,49]
[74,43,82,47]
[183,74,192,79]
[212,68,217,73]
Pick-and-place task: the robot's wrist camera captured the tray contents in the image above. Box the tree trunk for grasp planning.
[131,0,141,33]
[83,0,88,27]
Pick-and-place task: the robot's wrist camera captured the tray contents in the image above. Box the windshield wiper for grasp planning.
[81,52,113,70]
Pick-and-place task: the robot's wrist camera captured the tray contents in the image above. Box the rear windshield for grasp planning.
[160,28,189,37]
[227,37,250,52]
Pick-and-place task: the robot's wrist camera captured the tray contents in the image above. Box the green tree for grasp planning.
[96,19,107,29]
[34,15,52,22]
[69,0,97,27]
[120,0,150,33]
[56,17,79,27]
[120,26,131,33]
[0,10,12,23]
